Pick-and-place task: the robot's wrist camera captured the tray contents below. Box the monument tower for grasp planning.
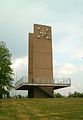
[28,24,53,84]
[15,24,71,98]
[28,24,53,97]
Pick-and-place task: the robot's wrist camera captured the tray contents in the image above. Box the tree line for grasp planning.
[54,92,83,98]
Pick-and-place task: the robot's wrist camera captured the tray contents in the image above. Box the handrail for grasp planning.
[15,76,71,88]
[15,76,28,88]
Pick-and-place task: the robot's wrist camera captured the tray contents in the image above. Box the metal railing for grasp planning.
[15,76,71,88]
[55,78,71,85]
[15,76,28,88]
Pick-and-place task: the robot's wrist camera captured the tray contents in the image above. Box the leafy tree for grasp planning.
[0,41,13,98]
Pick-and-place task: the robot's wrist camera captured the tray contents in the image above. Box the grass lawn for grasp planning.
[0,98,83,120]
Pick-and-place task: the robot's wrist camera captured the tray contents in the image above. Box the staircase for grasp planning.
[39,86,53,97]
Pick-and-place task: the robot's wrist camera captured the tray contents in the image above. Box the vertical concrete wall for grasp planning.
[28,33,33,82]
[28,24,53,84]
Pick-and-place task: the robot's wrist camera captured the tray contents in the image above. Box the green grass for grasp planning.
[0,98,83,120]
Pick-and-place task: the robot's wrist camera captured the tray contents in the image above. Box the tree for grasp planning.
[68,91,83,98]
[0,41,13,98]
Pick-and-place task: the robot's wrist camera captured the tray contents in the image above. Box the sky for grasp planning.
[0,0,83,95]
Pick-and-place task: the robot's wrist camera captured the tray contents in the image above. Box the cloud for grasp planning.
[54,63,78,77]
[52,22,83,65]
[11,56,28,79]
[72,49,83,60]
[60,63,77,74]
[11,57,27,69]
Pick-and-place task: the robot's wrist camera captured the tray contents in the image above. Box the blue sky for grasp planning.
[0,0,83,95]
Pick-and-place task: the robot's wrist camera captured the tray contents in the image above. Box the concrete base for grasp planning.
[15,82,71,98]
[28,86,53,98]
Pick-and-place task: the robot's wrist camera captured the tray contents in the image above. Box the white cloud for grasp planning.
[53,22,83,64]
[54,63,78,76]
[60,63,77,74]
[72,49,83,60]
[11,56,28,79]
[11,56,27,69]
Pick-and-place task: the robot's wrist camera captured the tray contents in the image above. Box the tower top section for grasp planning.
[31,24,52,40]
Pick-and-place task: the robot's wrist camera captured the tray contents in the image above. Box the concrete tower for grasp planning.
[28,24,53,84]
[28,24,53,97]
[15,24,71,98]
